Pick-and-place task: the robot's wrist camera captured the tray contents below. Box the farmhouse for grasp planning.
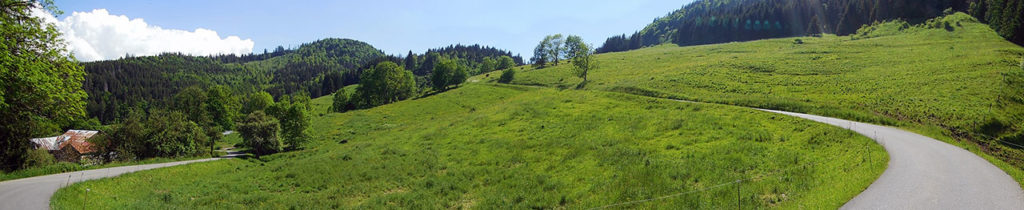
[28,130,99,162]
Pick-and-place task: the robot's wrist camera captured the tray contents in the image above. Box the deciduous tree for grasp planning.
[173,86,209,125]
[356,61,416,107]
[432,59,456,91]
[497,55,516,70]
[1,0,87,170]
[498,69,515,84]
[565,35,597,82]
[546,34,565,65]
[237,111,280,157]
[206,85,234,130]
[451,62,469,87]
[278,103,310,150]
[331,89,351,112]
[480,57,496,73]
[145,110,206,157]
[241,91,274,115]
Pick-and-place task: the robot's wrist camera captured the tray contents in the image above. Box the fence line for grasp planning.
[991,138,1024,150]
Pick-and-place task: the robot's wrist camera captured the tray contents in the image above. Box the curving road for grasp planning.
[0,153,240,210]
[3,99,1023,209]
[756,109,1024,209]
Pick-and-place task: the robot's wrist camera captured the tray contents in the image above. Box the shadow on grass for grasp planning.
[575,80,589,90]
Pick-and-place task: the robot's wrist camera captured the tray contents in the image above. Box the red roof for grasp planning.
[56,130,98,154]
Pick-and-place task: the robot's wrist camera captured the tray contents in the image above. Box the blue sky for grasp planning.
[52,0,689,59]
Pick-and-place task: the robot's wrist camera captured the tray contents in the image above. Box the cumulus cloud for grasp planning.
[33,9,254,61]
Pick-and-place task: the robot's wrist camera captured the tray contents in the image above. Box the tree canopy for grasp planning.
[532,34,567,67]
[497,56,516,70]
[432,59,457,91]
[1,0,88,171]
[356,61,416,108]
[565,35,596,82]
[237,111,280,157]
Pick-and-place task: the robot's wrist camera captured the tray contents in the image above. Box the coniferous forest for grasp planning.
[597,0,1024,53]
[81,39,522,124]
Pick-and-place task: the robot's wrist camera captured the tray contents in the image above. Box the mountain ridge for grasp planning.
[598,0,1022,53]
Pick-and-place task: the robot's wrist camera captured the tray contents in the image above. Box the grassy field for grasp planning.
[488,13,1024,174]
[52,84,884,209]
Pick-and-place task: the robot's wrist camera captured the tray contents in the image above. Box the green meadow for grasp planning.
[54,11,1024,210]
[496,13,1024,178]
[52,84,884,209]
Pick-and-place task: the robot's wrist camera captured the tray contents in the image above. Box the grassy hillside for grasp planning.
[53,84,884,209]
[82,38,384,123]
[501,13,1024,175]
[597,0,978,53]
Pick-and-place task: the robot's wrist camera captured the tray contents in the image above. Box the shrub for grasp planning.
[331,89,350,113]
[498,69,515,84]
[146,110,205,157]
[237,111,281,156]
[852,19,911,40]
[451,64,468,87]
[22,148,55,168]
[279,105,310,150]
[496,55,516,70]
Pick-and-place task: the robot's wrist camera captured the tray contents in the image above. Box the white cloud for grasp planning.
[33,9,254,61]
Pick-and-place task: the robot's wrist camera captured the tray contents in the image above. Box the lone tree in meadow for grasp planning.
[356,61,416,107]
[432,59,457,91]
[532,42,549,68]
[498,69,515,84]
[279,103,310,150]
[546,34,566,65]
[532,34,566,68]
[237,111,281,157]
[565,35,597,82]
[496,55,516,70]
[331,89,350,113]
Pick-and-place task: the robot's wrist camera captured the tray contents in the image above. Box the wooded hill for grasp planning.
[597,0,1023,53]
[82,39,521,124]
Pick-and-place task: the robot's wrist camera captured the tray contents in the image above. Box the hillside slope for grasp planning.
[82,38,384,123]
[510,13,1024,173]
[81,39,522,124]
[599,0,1024,53]
[52,84,884,209]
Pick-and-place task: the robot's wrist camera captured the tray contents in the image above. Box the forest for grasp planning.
[81,40,521,125]
[597,0,1023,53]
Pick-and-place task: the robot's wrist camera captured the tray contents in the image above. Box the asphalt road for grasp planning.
[0,153,240,210]
[757,109,1024,209]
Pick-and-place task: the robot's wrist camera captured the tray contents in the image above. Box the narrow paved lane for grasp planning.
[0,154,239,210]
[757,109,1024,209]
